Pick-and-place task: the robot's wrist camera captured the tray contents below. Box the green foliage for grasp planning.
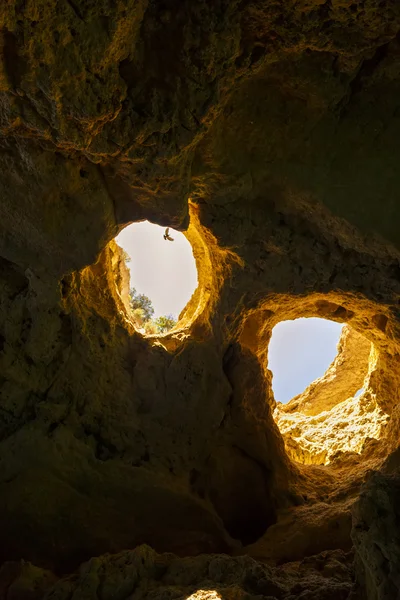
[143,320,158,335]
[131,307,146,327]
[154,315,177,333]
[129,288,176,334]
[129,288,154,322]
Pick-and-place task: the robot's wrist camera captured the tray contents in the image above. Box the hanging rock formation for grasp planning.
[1,1,400,599]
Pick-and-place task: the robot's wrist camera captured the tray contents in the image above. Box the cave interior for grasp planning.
[1,1,400,599]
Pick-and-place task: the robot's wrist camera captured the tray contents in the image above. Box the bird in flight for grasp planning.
[163,227,174,242]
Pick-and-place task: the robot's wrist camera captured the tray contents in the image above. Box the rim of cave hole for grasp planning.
[267,317,390,467]
[110,209,215,338]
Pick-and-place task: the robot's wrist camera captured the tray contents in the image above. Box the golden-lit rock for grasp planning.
[280,326,372,417]
[275,392,389,466]
[1,1,400,599]
[274,326,389,465]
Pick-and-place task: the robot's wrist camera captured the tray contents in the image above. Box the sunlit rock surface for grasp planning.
[1,1,400,599]
[279,326,372,417]
[275,392,389,466]
[274,326,389,465]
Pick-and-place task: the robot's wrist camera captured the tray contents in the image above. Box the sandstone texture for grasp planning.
[0,544,358,600]
[276,392,389,466]
[274,325,390,465]
[352,469,400,600]
[279,325,372,417]
[1,1,400,600]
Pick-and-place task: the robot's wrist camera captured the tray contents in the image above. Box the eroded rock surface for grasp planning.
[274,326,389,465]
[279,326,372,417]
[0,545,358,600]
[352,469,400,600]
[276,392,389,465]
[0,1,400,598]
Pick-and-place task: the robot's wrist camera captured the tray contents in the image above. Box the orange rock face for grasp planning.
[0,1,400,599]
[274,325,389,465]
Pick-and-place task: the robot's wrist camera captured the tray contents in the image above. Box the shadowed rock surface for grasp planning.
[1,1,400,599]
[0,545,358,600]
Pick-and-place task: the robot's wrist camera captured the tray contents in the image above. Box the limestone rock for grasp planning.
[0,0,400,595]
[352,471,400,600]
[0,561,56,600]
[279,325,372,417]
[1,545,357,600]
[274,325,389,465]
[241,500,353,565]
[275,392,389,466]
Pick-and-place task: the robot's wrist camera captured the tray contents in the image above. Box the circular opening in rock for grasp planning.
[116,221,198,334]
[269,318,389,466]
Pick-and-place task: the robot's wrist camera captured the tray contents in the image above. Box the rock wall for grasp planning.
[274,325,389,465]
[0,545,358,600]
[279,325,372,417]
[1,1,400,599]
[352,468,400,600]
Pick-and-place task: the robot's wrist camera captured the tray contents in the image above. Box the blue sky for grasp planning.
[268,317,343,403]
[117,224,342,403]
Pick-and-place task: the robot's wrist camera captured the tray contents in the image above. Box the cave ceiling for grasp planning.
[1,1,400,599]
